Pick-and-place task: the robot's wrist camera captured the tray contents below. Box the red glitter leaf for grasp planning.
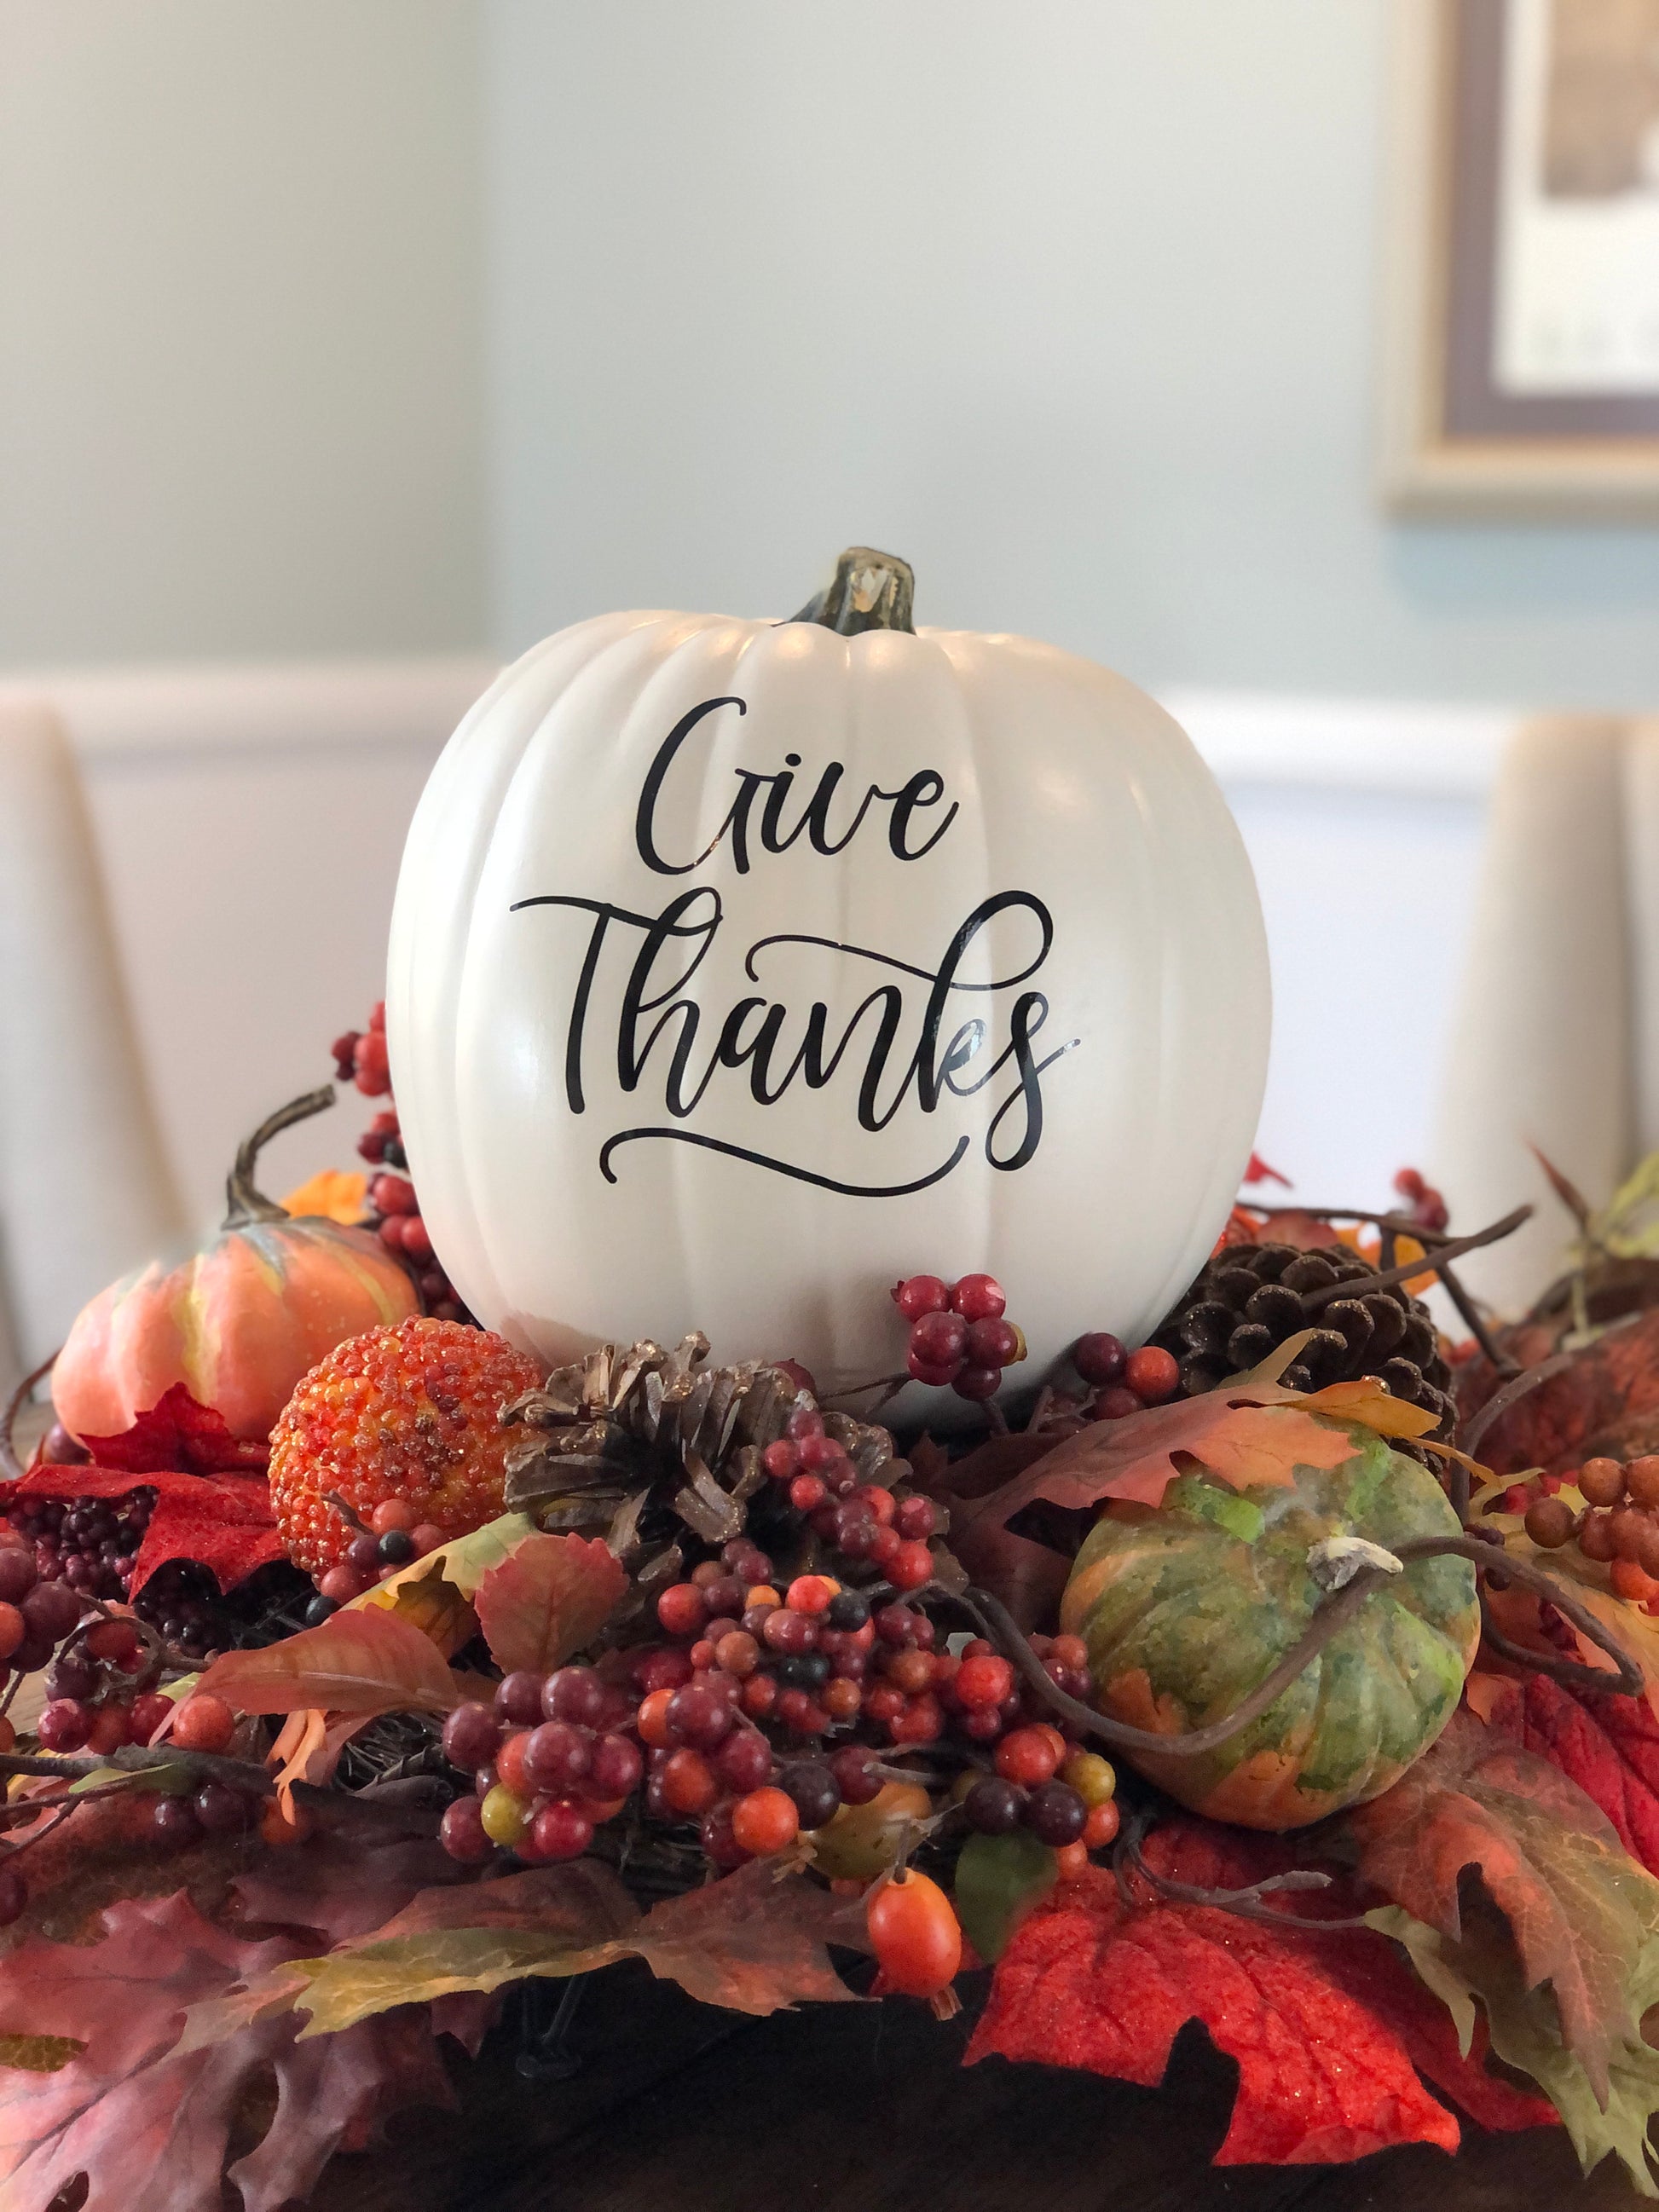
[74,1385,269,1476]
[968,1819,1552,2164]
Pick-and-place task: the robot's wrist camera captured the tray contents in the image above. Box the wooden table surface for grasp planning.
[310,1961,1646,2212]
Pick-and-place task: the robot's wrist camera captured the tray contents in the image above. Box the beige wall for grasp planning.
[0,0,486,664]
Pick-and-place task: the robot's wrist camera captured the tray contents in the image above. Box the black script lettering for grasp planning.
[634,696,959,876]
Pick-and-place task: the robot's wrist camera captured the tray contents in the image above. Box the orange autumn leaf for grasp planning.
[198,1606,462,1718]
[1302,1377,1439,1441]
[276,1168,368,1225]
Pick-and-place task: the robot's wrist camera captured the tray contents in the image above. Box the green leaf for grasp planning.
[1370,1903,1659,2197]
[953,1830,1057,1965]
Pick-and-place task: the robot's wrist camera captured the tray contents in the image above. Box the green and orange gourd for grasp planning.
[52,1089,419,1447]
[1060,1419,1479,1830]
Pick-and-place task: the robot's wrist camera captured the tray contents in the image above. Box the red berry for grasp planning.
[909,1311,968,1367]
[894,1496,936,1541]
[830,1745,883,1805]
[151,1796,203,1850]
[171,1693,235,1754]
[656,1584,709,1640]
[789,1474,827,1512]
[1124,1346,1179,1404]
[906,1351,961,1387]
[401,1217,435,1267]
[38,1700,91,1752]
[1092,1386,1143,1422]
[951,1364,1002,1402]
[194,1781,254,1835]
[892,1274,951,1320]
[442,1704,500,1771]
[128,1691,174,1744]
[633,1648,694,1695]
[526,1801,595,1862]
[700,1799,748,1869]
[786,1405,825,1441]
[965,1317,1020,1368]
[494,1670,546,1725]
[951,1273,1006,1321]
[667,1684,735,1751]
[762,1608,818,1655]
[589,1732,644,1798]
[353,1029,391,1095]
[955,1654,1014,1709]
[370,1173,419,1217]
[874,1604,931,1649]
[543,1666,608,1726]
[441,1796,494,1863]
[331,1031,361,1079]
[997,1726,1062,1788]
[21,1581,83,1643]
[715,1728,774,1793]
[0,1551,35,1606]
[774,1688,829,1734]
[523,1720,592,1791]
[786,1575,838,1616]
[887,1539,934,1591]
[1072,1332,1126,1386]
[867,1525,902,1567]
[763,1441,799,1481]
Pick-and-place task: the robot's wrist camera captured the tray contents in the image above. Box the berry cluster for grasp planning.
[892,1273,1026,1401]
[961,1738,1120,1879]
[1520,1455,1659,1607]
[303,1498,449,1615]
[7,1458,150,1603]
[331,1002,470,1323]
[1070,1333,1180,1422]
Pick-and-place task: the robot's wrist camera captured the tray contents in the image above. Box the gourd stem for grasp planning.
[223,1086,337,1228]
[789,547,916,636]
[952,1532,1641,1762]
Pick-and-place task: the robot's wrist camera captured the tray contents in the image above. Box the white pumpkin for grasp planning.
[386,549,1270,1408]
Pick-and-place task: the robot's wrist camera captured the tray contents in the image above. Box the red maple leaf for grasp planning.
[1344,1708,1650,2102]
[966,1820,1551,2164]
[1465,1670,1659,1879]
[12,1460,286,1597]
[0,1889,465,2212]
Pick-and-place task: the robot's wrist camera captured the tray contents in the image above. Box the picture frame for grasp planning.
[1381,0,1659,517]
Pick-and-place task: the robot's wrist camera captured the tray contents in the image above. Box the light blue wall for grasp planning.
[487,0,1659,709]
[0,0,486,664]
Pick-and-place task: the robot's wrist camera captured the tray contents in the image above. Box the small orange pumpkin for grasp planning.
[53,1089,419,1447]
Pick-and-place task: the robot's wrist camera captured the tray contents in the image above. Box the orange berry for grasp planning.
[369,1499,418,1534]
[885,1649,934,1695]
[637,1689,676,1748]
[1611,1557,1659,1605]
[260,1796,314,1846]
[0,1606,22,1662]
[731,1786,801,1857]
[661,1749,719,1816]
[1054,1840,1090,1880]
[786,1575,839,1615]
[495,1729,535,1795]
[714,1631,760,1678]
[1083,1799,1121,1849]
[268,1318,541,1574]
[866,1869,962,1997]
[171,1693,235,1754]
[1579,1456,1627,1508]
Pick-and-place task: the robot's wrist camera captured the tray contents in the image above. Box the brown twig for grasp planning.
[1112,1811,1375,1932]
[0,1746,273,1795]
[1297,1207,1533,1314]
[0,1352,59,1484]
[1435,1263,1517,1377]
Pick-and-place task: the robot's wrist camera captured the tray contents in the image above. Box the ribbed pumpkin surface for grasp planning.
[1059,1421,1478,1829]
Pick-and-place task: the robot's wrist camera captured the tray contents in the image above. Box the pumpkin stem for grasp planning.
[789,547,916,636]
[223,1086,338,1228]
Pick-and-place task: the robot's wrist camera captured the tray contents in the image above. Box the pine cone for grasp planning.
[1149,1244,1454,1438]
[500,1333,898,1551]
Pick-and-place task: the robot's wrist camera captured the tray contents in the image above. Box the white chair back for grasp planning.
[0,701,188,1383]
